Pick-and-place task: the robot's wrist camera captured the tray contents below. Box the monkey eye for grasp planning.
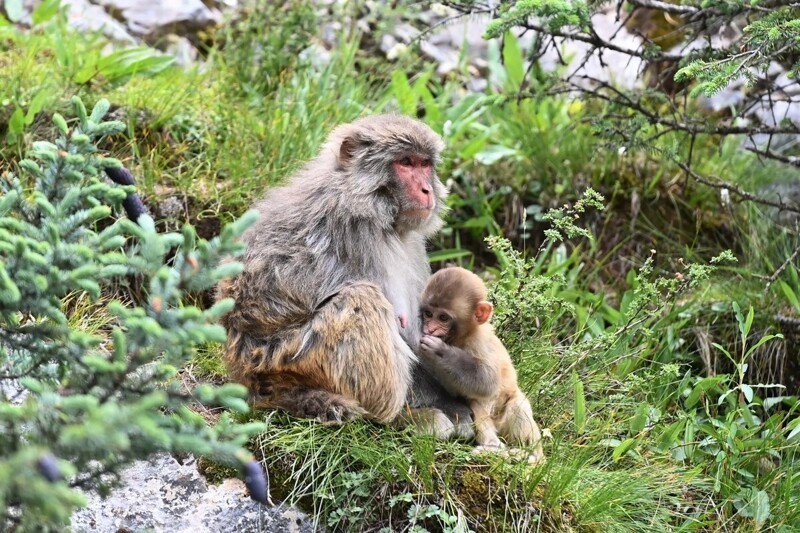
[439,314,449,322]
[420,158,432,167]
[423,310,433,318]
[399,156,412,166]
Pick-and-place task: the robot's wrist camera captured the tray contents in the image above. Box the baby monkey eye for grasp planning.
[423,310,433,318]
[439,314,449,322]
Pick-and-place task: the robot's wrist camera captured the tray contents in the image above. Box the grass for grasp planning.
[254,412,704,532]
[2,2,799,531]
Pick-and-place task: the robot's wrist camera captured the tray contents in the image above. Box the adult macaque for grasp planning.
[218,115,472,437]
[419,267,545,462]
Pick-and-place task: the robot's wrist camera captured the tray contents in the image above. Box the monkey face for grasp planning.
[392,154,435,219]
[421,305,456,340]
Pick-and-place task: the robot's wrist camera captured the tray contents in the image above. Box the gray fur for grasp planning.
[223,114,472,430]
[419,336,497,399]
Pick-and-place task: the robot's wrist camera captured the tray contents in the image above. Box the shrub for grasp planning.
[0,97,264,530]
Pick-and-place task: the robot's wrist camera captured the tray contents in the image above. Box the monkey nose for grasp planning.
[421,185,430,195]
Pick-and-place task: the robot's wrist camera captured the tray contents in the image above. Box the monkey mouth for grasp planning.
[402,207,432,219]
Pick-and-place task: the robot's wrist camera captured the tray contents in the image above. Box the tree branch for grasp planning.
[675,162,800,215]
[626,0,699,16]
[744,145,800,167]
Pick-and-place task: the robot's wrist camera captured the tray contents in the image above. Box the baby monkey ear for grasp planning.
[474,301,493,324]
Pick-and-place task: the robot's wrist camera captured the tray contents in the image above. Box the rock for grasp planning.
[380,33,398,55]
[393,22,420,44]
[419,40,460,76]
[0,377,27,405]
[299,43,332,71]
[164,35,200,68]
[758,178,800,230]
[71,453,318,533]
[93,0,222,41]
[20,0,136,43]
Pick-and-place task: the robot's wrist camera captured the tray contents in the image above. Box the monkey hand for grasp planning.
[420,335,447,358]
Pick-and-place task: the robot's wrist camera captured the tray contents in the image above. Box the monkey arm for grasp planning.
[418,336,498,400]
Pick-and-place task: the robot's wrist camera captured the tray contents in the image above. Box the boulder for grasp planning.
[71,453,318,533]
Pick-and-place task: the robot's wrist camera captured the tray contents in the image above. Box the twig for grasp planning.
[567,76,800,136]
[675,162,800,215]
[763,243,800,291]
[517,20,684,63]
[626,0,699,15]
[744,146,800,167]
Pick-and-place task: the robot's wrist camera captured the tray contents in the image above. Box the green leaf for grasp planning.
[8,107,25,135]
[32,0,60,24]
[502,32,524,90]
[90,99,111,123]
[391,70,416,116]
[52,113,68,134]
[740,383,754,404]
[612,437,637,462]
[685,376,726,408]
[734,488,771,527]
[474,145,518,165]
[427,249,472,263]
[744,333,783,359]
[24,91,49,125]
[0,264,21,304]
[787,417,800,441]
[573,372,586,434]
[779,281,800,312]
[743,305,754,341]
[656,419,685,453]
[630,402,649,434]
[72,95,88,122]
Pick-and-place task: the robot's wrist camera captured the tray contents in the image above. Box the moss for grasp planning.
[196,456,240,485]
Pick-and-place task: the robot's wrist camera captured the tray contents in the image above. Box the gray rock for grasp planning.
[71,453,318,533]
[758,178,800,230]
[93,0,222,41]
[0,377,27,405]
[380,33,398,55]
[393,22,419,44]
[21,0,136,43]
[164,35,200,68]
[420,40,460,76]
[299,43,332,71]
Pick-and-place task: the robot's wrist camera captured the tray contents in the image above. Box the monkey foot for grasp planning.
[473,442,505,454]
[316,401,364,424]
[281,389,365,424]
[473,444,546,465]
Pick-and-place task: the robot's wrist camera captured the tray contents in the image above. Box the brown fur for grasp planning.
[419,267,545,462]
[218,116,473,432]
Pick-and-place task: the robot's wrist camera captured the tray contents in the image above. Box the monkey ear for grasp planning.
[339,136,358,167]
[474,301,493,324]
[337,130,374,169]
[338,133,369,169]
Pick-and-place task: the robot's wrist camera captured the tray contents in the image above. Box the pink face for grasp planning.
[392,154,434,217]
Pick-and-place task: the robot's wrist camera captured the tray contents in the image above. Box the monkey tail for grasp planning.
[105,166,148,223]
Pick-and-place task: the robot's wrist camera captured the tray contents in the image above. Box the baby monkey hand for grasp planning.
[420,335,447,357]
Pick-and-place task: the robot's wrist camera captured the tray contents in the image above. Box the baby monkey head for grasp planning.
[420,267,494,347]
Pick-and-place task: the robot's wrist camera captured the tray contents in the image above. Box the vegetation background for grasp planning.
[1,0,799,531]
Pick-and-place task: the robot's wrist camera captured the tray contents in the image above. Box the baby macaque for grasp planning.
[418,267,545,463]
